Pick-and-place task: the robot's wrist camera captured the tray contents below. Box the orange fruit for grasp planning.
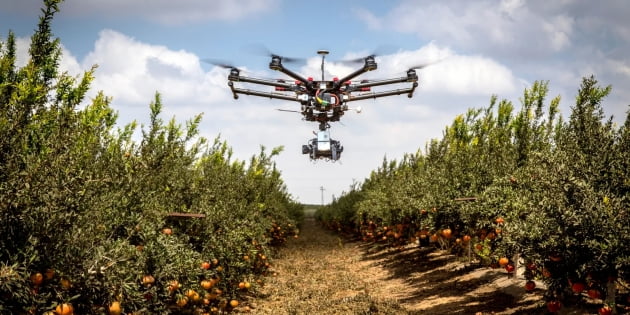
[185,289,198,299]
[45,268,55,280]
[176,297,188,307]
[229,300,239,308]
[441,228,452,239]
[201,280,213,290]
[571,282,586,293]
[142,275,155,287]
[108,301,122,315]
[60,278,72,290]
[498,257,509,266]
[30,273,44,286]
[525,280,536,291]
[55,303,74,315]
[168,280,180,292]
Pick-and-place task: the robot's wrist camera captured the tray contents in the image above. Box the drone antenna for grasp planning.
[317,50,329,82]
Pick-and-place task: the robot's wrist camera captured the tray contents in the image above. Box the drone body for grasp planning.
[221,50,420,161]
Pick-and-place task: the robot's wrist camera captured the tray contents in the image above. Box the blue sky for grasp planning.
[2,0,629,204]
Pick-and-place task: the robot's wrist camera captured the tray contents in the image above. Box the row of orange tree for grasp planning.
[0,1,302,314]
[317,77,629,313]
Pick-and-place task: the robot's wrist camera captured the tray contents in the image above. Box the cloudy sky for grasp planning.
[1,0,629,204]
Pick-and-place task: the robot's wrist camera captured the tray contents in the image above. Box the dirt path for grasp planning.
[244,214,582,314]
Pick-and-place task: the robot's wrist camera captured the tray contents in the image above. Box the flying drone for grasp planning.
[210,49,427,161]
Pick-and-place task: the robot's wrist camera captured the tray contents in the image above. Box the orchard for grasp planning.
[0,1,302,314]
[318,77,630,312]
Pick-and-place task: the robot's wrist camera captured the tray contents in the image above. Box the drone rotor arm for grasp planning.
[269,62,312,92]
[346,76,413,92]
[230,86,299,102]
[334,67,372,89]
[233,75,294,89]
[344,84,419,102]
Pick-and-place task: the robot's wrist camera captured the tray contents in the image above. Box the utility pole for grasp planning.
[320,186,325,206]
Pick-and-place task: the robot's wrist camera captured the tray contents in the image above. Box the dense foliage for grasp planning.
[0,1,302,314]
[318,78,630,312]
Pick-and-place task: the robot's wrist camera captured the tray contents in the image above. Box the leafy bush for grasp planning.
[319,77,630,311]
[0,1,302,313]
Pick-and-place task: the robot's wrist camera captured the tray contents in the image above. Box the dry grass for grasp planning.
[246,216,406,314]
[242,212,609,315]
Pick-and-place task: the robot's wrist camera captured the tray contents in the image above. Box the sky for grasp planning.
[1,0,629,204]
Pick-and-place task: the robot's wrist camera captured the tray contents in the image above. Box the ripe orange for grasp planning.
[495,217,505,224]
[505,264,515,273]
[571,282,586,293]
[162,228,172,235]
[108,301,122,315]
[141,275,155,287]
[229,300,239,308]
[525,280,536,291]
[598,305,613,315]
[201,261,211,270]
[60,278,72,290]
[587,289,601,299]
[30,273,44,286]
[441,228,452,239]
[185,289,198,299]
[201,280,213,290]
[168,280,180,292]
[498,257,509,266]
[429,234,438,242]
[462,235,471,242]
[486,232,496,240]
[55,303,74,315]
[45,268,55,280]
[238,282,246,289]
[547,300,561,313]
[176,297,188,307]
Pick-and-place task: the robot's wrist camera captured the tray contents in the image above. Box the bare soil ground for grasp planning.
[244,215,615,315]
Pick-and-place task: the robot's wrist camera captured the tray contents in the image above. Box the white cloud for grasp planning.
[0,0,279,24]
[353,0,630,126]
[355,0,576,59]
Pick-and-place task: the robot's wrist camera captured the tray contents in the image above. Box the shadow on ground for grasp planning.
[354,239,549,314]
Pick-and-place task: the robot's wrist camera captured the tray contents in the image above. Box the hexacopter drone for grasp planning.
[211,49,426,161]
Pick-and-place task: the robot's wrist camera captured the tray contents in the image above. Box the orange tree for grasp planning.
[0,1,301,314]
[318,77,629,311]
